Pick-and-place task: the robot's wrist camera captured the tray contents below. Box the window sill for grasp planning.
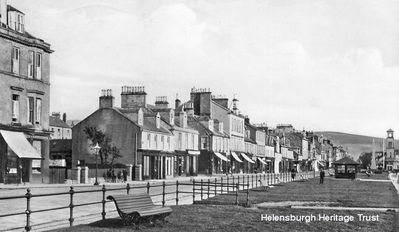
[0,69,49,85]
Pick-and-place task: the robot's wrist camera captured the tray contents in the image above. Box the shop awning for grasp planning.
[0,130,42,159]
[240,153,255,163]
[258,157,267,165]
[265,159,273,162]
[317,160,325,167]
[231,151,243,162]
[214,152,229,162]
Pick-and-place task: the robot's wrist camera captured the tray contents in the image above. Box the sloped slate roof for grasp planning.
[49,116,71,128]
[332,157,359,165]
[142,116,171,134]
[284,133,302,148]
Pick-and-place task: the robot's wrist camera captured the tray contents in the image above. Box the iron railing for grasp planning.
[0,172,314,231]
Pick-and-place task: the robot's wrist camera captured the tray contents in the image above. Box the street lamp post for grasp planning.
[92,143,101,186]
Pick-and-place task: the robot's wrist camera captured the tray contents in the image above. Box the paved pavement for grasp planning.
[0,172,306,232]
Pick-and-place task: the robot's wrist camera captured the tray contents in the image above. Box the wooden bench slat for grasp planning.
[107,193,172,225]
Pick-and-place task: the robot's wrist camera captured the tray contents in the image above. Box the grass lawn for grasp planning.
[200,177,399,208]
[52,205,398,232]
[357,172,390,180]
[50,176,399,232]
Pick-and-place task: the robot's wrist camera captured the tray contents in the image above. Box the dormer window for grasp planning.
[17,13,24,33]
[8,8,25,33]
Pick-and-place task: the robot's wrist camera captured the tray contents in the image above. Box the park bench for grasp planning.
[107,193,172,226]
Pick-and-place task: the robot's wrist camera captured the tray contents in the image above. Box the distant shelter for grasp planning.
[332,157,359,179]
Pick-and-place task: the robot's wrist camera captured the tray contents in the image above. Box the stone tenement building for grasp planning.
[0,0,53,184]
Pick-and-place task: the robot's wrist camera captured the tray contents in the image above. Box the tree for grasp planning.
[84,126,121,169]
[357,152,372,169]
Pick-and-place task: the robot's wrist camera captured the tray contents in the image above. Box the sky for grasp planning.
[12,0,399,138]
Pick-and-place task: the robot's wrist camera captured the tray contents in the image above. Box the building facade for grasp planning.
[0,0,53,184]
[49,112,71,139]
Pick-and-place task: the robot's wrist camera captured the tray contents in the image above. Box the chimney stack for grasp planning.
[184,101,194,116]
[121,86,146,108]
[232,96,239,114]
[62,113,67,122]
[155,96,169,108]
[190,87,212,116]
[99,89,114,108]
[52,112,61,119]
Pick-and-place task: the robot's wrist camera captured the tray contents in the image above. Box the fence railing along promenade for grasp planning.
[0,171,315,231]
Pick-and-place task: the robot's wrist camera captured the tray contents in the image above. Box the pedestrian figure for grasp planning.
[319,169,325,184]
[291,168,296,180]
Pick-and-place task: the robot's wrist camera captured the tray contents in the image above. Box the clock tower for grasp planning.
[385,129,395,170]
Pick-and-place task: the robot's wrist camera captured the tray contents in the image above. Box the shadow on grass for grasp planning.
[88,218,126,228]
[87,218,169,230]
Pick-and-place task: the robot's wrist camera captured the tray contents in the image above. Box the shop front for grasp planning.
[213,152,229,174]
[174,150,200,177]
[140,149,175,180]
[241,152,255,173]
[0,130,46,184]
[230,151,243,173]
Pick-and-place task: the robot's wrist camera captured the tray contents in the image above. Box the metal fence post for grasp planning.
[246,182,249,207]
[227,175,230,193]
[200,179,204,200]
[162,181,166,207]
[126,183,130,195]
[102,185,106,220]
[176,180,179,206]
[233,176,235,190]
[238,176,240,190]
[221,177,223,194]
[25,189,32,232]
[207,179,210,198]
[251,174,254,188]
[235,184,239,206]
[214,178,217,196]
[69,186,74,227]
[192,179,196,203]
[247,175,249,189]
[147,182,150,194]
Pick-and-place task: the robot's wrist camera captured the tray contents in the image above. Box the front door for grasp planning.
[21,159,30,183]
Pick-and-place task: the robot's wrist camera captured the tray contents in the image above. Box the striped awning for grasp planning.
[240,153,255,163]
[231,151,243,162]
[0,130,42,159]
[214,152,229,162]
[258,157,267,165]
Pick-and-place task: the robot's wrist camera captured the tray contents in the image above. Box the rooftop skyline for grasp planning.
[12,0,399,138]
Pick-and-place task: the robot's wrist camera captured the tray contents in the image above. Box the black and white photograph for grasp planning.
[0,0,398,231]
